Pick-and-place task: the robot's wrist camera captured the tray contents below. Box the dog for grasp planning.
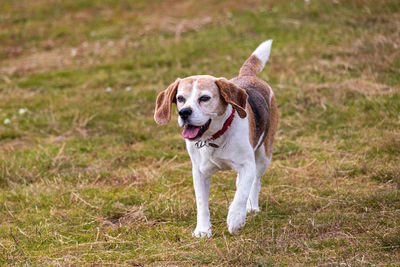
[154,40,278,237]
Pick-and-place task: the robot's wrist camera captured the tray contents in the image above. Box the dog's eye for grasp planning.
[177,96,185,103]
[199,96,211,102]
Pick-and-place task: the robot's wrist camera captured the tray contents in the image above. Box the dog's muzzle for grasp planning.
[182,119,211,140]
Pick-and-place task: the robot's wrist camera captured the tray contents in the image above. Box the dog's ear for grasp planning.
[215,78,247,118]
[154,78,180,125]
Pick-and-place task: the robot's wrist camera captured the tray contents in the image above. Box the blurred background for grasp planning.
[0,0,399,265]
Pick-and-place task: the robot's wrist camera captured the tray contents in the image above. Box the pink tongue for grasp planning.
[182,125,201,139]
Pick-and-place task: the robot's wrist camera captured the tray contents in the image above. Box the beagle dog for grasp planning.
[154,40,278,237]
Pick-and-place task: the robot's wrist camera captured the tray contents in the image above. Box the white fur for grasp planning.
[252,39,273,71]
[255,132,265,150]
[186,104,271,237]
[269,87,274,103]
[247,146,271,213]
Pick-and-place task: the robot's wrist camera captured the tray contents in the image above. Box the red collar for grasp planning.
[210,108,235,140]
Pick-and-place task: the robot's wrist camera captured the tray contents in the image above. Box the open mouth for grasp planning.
[182,119,211,140]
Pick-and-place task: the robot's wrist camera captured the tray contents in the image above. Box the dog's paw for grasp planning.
[227,205,247,234]
[246,205,260,213]
[192,227,212,238]
[246,201,260,213]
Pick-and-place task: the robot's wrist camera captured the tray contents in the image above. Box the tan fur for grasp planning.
[154,78,180,125]
[178,78,195,95]
[264,94,278,158]
[246,103,257,147]
[230,75,272,150]
[215,78,248,119]
[239,55,263,77]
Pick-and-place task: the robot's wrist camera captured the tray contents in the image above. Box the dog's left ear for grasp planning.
[215,78,247,118]
[154,78,180,125]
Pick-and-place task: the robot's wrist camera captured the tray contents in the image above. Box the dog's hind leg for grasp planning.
[247,91,278,213]
[247,145,271,213]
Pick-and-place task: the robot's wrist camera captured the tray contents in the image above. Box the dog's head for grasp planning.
[154,75,247,141]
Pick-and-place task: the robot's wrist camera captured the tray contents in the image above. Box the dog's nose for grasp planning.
[179,108,192,120]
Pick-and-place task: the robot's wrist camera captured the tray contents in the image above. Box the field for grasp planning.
[0,0,399,265]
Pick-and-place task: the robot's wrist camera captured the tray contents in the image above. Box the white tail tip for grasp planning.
[252,39,273,70]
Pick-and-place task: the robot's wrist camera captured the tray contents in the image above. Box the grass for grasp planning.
[0,0,399,265]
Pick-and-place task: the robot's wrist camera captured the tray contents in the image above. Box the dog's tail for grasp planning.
[239,39,272,77]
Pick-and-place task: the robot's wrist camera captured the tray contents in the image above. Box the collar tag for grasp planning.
[195,139,220,149]
[195,140,207,148]
[208,143,219,148]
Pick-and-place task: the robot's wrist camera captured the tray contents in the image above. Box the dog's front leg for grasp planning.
[227,163,256,234]
[192,167,212,238]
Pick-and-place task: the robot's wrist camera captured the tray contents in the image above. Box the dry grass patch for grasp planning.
[0,0,263,76]
[306,79,395,97]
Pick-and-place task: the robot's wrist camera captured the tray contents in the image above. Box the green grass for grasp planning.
[0,0,399,265]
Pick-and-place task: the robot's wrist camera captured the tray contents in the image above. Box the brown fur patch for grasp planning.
[154,79,180,125]
[264,94,278,158]
[239,55,263,77]
[215,78,248,119]
[230,76,272,149]
[246,103,257,147]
